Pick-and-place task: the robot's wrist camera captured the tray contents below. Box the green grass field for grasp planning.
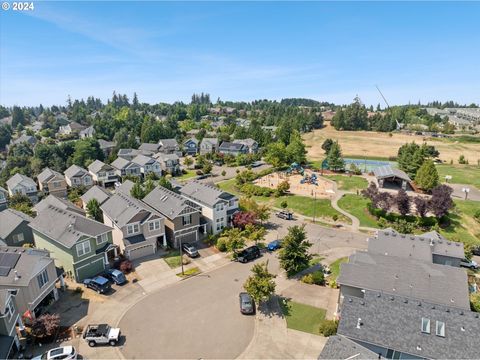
[163,250,182,268]
[176,169,198,181]
[324,175,368,191]
[279,299,326,335]
[440,200,480,247]
[327,257,348,282]
[337,194,378,228]
[436,164,480,188]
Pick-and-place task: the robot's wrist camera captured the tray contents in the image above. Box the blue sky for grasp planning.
[1,1,479,106]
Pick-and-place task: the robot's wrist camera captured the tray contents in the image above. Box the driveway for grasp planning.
[448,183,480,201]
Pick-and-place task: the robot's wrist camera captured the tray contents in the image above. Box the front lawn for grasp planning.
[177,267,201,277]
[337,194,378,228]
[176,169,198,181]
[324,175,368,191]
[279,299,326,335]
[436,164,480,189]
[163,250,182,268]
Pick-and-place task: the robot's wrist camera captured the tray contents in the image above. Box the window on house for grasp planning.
[436,321,445,337]
[53,181,61,188]
[127,223,139,235]
[183,215,192,226]
[96,233,108,245]
[37,269,49,289]
[216,203,224,211]
[12,233,24,243]
[421,318,430,334]
[5,299,15,321]
[76,241,91,257]
[149,220,160,231]
[84,177,92,184]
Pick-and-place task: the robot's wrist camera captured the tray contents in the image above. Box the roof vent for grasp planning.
[460,311,464,315]
[446,308,450,312]
[348,298,352,303]
[416,346,422,351]
[461,326,465,332]
[356,318,362,329]
[403,299,408,304]
[430,240,434,247]
[390,296,394,301]
[377,293,381,298]
[14,270,20,281]
[431,305,435,309]
[394,274,399,279]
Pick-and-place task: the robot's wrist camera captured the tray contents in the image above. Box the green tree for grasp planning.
[264,142,287,168]
[321,139,334,154]
[326,141,344,171]
[278,225,312,276]
[286,130,307,164]
[0,125,12,150]
[130,181,145,199]
[71,139,104,168]
[202,162,213,174]
[415,160,439,191]
[276,180,290,196]
[144,179,156,195]
[86,198,103,222]
[184,156,194,169]
[219,228,246,254]
[158,176,174,191]
[243,261,276,305]
[12,106,26,128]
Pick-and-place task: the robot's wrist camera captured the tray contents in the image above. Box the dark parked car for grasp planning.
[182,243,199,258]
[83,276,111,294]
[267,239,283,251]
[237,246,261,263]
[104,269,127,285]
[239,292,255,315]
[276,211,293,220]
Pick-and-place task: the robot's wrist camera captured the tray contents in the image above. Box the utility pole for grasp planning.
[178,236,184,275]
[312,192,317,224]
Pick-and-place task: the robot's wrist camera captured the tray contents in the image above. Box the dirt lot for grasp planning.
[303,124,480,164]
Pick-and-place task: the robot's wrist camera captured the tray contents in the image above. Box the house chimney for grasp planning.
[14,270,20,281]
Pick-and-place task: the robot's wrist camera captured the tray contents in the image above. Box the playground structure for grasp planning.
[253,168,335,198]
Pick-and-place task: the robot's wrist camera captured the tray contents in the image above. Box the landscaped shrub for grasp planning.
[74,287,83,295]
[119,259,134,273]
[470,293,480,312]
[216,238,227,252]
[240,183,274,197]
[319,319,338,336]
[302,271,325,285]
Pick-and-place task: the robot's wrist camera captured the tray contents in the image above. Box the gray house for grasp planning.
[35,194,86,216]
[199,138,218,155]
[64,165,93,188]
[6,173,38,204]
[143,186,204,247]
[7,134,37,151]
[0,186,7,211]
[154,153,181,175]
[233,138,259,154]
[158,139,182,157]
[117,149,153,161]
[183,138,199,155]
[131,154,162,178]
[101,192,166,260]
[218,141,248,156]
[79,125,95,139]
[88,160,119,187]
[0,289,21,358]
[138,143,161,153]
[0,209,34,247]
[98,139,116,157]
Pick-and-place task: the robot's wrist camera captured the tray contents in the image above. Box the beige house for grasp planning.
[37,168,68,198]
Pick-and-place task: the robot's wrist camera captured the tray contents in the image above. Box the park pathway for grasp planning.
[331,190,360,232]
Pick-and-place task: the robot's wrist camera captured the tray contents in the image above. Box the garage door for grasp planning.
[75,258,106,282]
[128,244,155,260]
[175,232,198,248]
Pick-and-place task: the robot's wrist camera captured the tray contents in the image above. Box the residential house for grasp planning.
[199,138,218,155]
[30,204,116,282]
[0,289,21,358]
[0,209,34,247]
[233,138,259,154]
[235,118,251,128]
[101,192,166,260]
[143,186,204,247]
[64,165,93,188]
[218,141,248,156]
[34,195,86,216]
[6,174,38,204]
[319,335,378,359]
[58,122,85,136]
[117,149,153,161]
[157,139,182,157]
[131,154,162,178]
[111,157,142,179]
[0,247,61,321]
[183,138,199,156]
[115,180,135,196]
[0,186,7,211]
[180,181,239,235]
[7,134,37,151]
[97,139,116,157]
[138,143,161,153]
[88,160,119,187]
[37,168,68,198]
[154,153,181,175]
[79,125,95,139]
[81,186,111,210]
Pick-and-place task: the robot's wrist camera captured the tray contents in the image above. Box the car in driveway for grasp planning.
[104,269,127,285]
[237,246,261,263]
[276,211,293,220]
[460,259,479,269]
[33,346,77,360]
[182,242,199,258]
[239,292,255,315]
[267,239,283,251]
[83,276,111,294]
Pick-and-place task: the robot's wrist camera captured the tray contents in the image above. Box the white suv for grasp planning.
[33,346,77,360]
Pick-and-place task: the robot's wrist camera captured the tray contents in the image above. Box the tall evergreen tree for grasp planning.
[326,141,345,171]
[415,160,439,192]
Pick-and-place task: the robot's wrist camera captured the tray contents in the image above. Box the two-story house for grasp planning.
[81,186,111,210]
[154,153,181,175]
[0,186,7,211]
[6,173,38,204]
[199,138,218,155]
[0,209,34,247]
[58,121,85,136]
[143,186,204,247]
[0,289,22,357]
[218,141,248,156]
[158,139,182,157]
[88,160,119,187]
[138,143,161,153]
[232,138,259,154]
[7,134,37,151]
[37,168,68,198]
[64,165,93,188]
[131,155,162,178]
[101,192,166,260]
[183,138,199,156]
[0,247,61,319]
[79,125,95,139]
[34,195,86,216]
[30,204,116,282]
[111,157,142,179]
[180,181,239,234]
[97,139,116,157]
[117,149,153,161]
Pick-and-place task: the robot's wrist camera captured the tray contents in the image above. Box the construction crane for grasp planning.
[375,85,403,130]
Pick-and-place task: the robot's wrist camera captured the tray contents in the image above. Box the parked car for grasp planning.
[460,259,479,270]
[267,239,283,251]
[237,245,261,263]
[33,346,77,360]
[104,269,127,285]
[83,324,121,347]
[239,292,255,315]
[276,211,293,220]
[83,276,111,294]
[251,161,264,168]
[182,242,199,258]
[472,246,480,256]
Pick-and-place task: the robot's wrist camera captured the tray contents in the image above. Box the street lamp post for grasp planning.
[462,187,470,201]
[312,192,317,224]
[178,236,184,275]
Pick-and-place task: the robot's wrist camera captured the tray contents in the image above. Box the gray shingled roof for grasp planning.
[338,290,480,359]
[88,160,111,174]
[138,143,161,152]
[180,181,231,207]
[183,138,198,145]
[35,195,86,216]
[79,125,95,137]
[0,209,34,239]
[0,247,53,287]
[158,139,179,149]
[64,164,88,179]
[6,173,36,190]
[368,229,465,262]
[233,138,257,148]
[131,154,156,167]
[218,141,246,151]
[30,206,112,248]
[81,186,111,206]
[337,252,470,310]
[154,153,179,162]
[97,139,116,150]
[373,165,411,182]
[116,180,135,195]
[10,134,36,146]
[37,168,64,184]
[111,157,131,170]
[318,335,378,359]
[201,138,218,147]
[143,186,200,220]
